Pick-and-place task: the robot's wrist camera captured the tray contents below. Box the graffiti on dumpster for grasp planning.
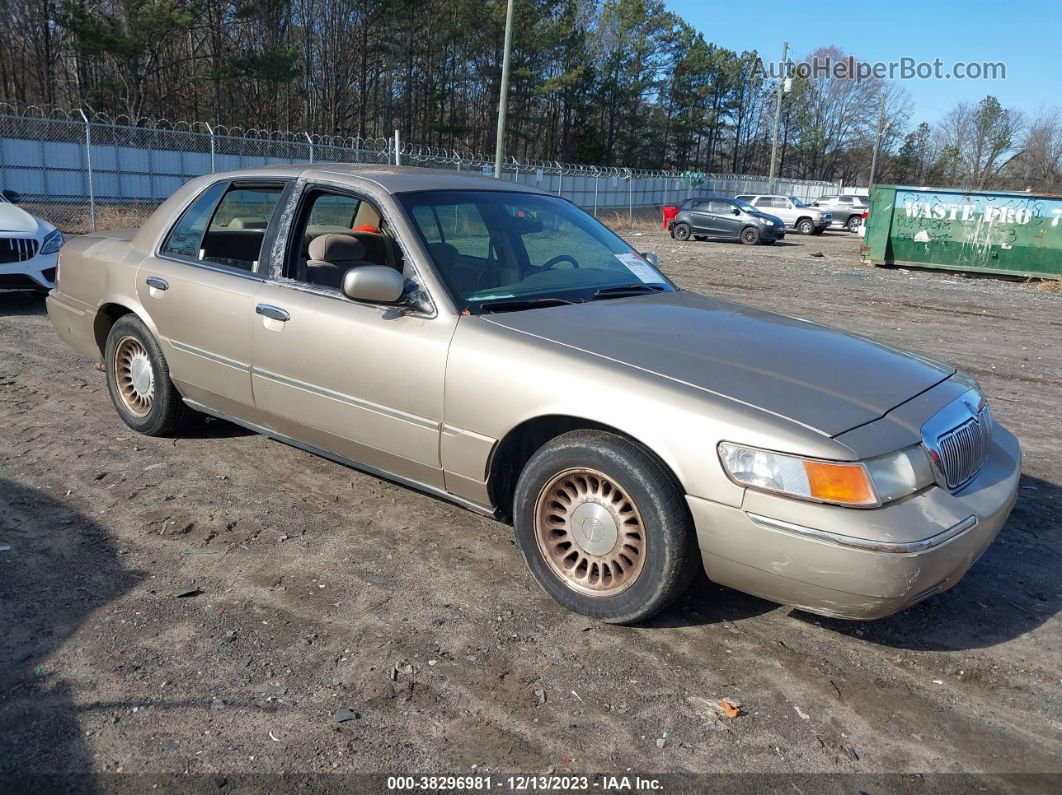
[892,190,1062,263]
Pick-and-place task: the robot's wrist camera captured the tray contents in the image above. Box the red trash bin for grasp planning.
[662,205,680,230]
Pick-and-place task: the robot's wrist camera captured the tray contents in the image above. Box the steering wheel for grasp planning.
[540,254,581,270]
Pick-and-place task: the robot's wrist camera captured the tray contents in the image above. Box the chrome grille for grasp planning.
[0,237,39,263]
[934,404,992,489]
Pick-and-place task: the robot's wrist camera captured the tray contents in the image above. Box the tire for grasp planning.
[740,226,760,245]
[512,430,699,624]
[797,218,815,235]
[104,314,191,436]
[846,215,863,232]
[672,223,691,242]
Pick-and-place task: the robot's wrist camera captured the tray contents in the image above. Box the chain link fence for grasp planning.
[0,105,838,233]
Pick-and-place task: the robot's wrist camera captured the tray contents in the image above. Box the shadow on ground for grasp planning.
[0,478,138,788]
[0,290,47,317]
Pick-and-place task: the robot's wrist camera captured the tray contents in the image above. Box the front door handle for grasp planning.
[145,276,169,290]
[256,304,290,322]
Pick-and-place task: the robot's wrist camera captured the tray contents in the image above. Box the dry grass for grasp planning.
[80,205,154,234]
[597,209,666,235]
[1033,278,1062,293]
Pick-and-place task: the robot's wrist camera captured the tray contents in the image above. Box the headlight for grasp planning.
[718,442,934,508]
[40,229,64,255]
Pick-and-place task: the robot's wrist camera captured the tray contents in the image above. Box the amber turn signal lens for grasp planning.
[802,461,877,506]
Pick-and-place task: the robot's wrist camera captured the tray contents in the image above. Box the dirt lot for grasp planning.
[1,228,1060,788]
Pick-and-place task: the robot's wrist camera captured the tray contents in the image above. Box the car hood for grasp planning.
[483,290,954,437]
[0,202,43,235]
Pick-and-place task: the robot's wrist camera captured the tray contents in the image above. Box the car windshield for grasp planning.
[789,196,807,207]
[733,199,757,212]
[400,190,674,312]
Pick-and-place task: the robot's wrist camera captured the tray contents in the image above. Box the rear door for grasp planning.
[684,199,714,233]
[136,179,289,412]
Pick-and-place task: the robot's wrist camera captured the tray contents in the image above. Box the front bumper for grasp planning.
[0,249,58,290]
[688,423,1021,619]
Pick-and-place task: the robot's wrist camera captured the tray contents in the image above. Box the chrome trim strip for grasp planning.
[746,512,978,554]
[168,339,251,372]
[182,398,494,517]
[155,253,267,282]
[251,367,439,431]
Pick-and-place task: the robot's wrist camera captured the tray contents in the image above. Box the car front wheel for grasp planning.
[513,430,698,624]
[105,314,191,436]
[672,222,691,241]
[797,219,815,235]
[740,226,760,245]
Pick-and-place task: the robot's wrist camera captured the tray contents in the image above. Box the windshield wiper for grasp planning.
[477,296,578,314]
[591,283,668,300]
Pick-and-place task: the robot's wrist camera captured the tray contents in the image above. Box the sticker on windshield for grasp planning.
[615,253,666,284]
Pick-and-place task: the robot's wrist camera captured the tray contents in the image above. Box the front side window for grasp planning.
[400,190,674,313]
[286,188,403,290]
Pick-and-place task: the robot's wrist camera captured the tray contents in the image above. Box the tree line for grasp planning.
[2,0,1058,190]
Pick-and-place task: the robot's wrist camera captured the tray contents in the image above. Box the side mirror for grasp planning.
[342,266,405,304]
[641,252,659,268]
[732,207,740,215]
[2,189,21,205]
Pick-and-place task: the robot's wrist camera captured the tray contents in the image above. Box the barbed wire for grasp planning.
[0,102,835,186]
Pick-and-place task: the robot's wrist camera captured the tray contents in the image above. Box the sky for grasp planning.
[665,0,1061,124]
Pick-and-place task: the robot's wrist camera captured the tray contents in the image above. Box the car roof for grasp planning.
[200,163,552,196]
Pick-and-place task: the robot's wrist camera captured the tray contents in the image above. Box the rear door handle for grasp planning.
[145,276,168,290]
[256,304,290,322]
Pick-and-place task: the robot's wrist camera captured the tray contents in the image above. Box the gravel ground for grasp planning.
[0,228,1060,788]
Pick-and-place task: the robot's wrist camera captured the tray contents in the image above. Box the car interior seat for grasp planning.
[305,234,377,290]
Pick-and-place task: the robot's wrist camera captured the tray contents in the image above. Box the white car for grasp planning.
[0,190,64,292]
[735,194,832,235]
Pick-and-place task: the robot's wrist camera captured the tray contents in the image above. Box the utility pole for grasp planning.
[868,92,888,191]
[493,0,515,179]
[767,41,788,194]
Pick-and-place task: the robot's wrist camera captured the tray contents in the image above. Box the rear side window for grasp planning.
[161,181,228,259]
[708,200,732,214]
[161,182,285,272]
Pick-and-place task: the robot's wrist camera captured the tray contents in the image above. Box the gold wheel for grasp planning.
[112,336,155,417]
[534,468,646,597]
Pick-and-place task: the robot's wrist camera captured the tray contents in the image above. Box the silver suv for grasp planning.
[809,194,869,231]
[735,195,831,235]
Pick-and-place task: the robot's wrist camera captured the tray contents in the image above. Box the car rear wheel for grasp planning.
[513,430,698,624]
[846,215,863,232]
[740,226,760,245]
[797,219,815,235]
[672,223,691,241]
[105,314,191,436]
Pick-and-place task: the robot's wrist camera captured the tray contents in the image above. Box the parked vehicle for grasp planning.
[811,194,870,231]
[668,196,786,245]
[47,165,1020,624]
[735,194,832,235]
[0,189,64,292]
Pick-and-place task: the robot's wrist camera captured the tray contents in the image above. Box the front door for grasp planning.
[137,179,288,413]
[706,200,743,237]
[248,185,453,488]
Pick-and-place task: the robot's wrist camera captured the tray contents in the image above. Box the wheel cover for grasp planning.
[113,336,155,417]
[534,468,646,597]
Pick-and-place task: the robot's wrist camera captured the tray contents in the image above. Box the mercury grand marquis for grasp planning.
[46,165,1021,623]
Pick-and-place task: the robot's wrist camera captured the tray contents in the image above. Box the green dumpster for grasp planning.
[862,185,1062,279]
